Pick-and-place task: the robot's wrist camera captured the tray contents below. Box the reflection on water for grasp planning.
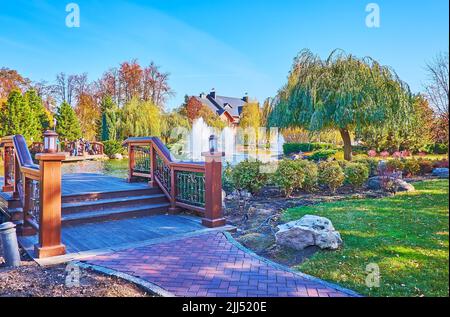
[61,159,129,178]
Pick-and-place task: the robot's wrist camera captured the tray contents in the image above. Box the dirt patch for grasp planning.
[225,184,390,267]
[0,241,152,297]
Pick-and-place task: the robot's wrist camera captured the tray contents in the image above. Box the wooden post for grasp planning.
[168,168,179,214]
[1,144,14,192]
[201,151,226,228]
[150,145,157,187]
[18,176,38,236]
[34,152,66,258]
[127,145,135,182]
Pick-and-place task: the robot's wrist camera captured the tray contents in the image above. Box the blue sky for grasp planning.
[0,0,448,110]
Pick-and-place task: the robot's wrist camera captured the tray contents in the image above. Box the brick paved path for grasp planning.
[82,232,357,297]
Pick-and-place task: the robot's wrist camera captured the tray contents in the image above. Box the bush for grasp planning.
[344,163,369,188]
[231,160,268,194]
[403,159,421,177]
[433,159,449,169]
[354,158,379,177]
[273,159,318,197]
[307,149,337,161]
[301,160,319,192]
[434,143,449,154]
[283,142,335,155]
[318,161,345,193]
[273,160,306,197]
[104,140,125,156]
[386,159,405,173]
[222,163,234,194]
[418,159,434,175]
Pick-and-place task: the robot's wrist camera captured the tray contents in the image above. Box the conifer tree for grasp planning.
[55,101,82,141]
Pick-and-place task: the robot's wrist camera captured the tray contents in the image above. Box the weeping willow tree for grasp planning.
[268,49,413,160]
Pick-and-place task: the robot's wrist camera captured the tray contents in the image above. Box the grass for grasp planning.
[283,179,449,297]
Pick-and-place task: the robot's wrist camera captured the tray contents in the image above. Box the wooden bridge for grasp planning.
[0,134,227,260]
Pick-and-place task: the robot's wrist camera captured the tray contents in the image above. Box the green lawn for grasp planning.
[283,179,449,297]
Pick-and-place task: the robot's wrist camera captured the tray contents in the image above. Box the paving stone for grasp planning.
[83,232,356,297]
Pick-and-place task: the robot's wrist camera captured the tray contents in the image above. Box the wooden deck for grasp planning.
[61,173,150,196]
[1,173,234,264]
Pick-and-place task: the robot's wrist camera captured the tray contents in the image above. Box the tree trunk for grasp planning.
[339,128,352,161]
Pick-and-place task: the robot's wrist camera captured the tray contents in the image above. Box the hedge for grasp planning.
[283,142,335,155]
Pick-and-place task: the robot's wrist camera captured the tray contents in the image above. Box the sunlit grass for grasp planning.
[283,179,449,297]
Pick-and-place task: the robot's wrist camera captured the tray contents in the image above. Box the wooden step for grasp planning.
[62,203,170,226]
[62,194,168,214]
[62,187,163,204]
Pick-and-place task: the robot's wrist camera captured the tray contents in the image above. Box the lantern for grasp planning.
[209,135,218,153]
[43,130,58,153]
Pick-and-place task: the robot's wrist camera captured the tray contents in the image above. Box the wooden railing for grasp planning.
[1,135,66,258]
[124,137,226,227]
[31,141,104,157]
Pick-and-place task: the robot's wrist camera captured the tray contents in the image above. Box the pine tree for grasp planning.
[0,89,35,140]
[55,101,82,141]
[100,95,120,141]
[24,89,52,140]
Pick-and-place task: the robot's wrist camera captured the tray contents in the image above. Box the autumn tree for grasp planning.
[425,52,449,146]
[0,68,30,101]
[161,111,190,144]
[98,60,174,108]
[184,96,204,124]
[269,49,413,160]
[75,92,101,140]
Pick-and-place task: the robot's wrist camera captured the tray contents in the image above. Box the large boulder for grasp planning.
[432,168,449,179]
[110,153,123,160]
[367,176,415,192]
[275,215,342,250]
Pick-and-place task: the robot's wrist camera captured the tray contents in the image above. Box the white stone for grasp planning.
[276,215,342,250]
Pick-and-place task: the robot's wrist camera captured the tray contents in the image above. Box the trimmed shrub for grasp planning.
[301,160,319,192]
[354,158,379,177]
[386,159,405,173]
[307,149,337,161]
[104,140,125,156]
[231,160,268,194]
[273,160,306,197]
[318,161,345,193]
[283,142,335,155]
[435,143,449,154]
[273,159,318,197]
[403,159,420,177]
[344,162,369,188]
[433,159,449,169]
[418,159,434,175]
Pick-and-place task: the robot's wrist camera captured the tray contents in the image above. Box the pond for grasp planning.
[0,158,128,178]
[61,159,129,178]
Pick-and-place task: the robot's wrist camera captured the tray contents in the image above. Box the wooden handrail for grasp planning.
[123,136,225,228]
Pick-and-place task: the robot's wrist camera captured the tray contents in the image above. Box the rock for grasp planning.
[432,168,449,179]
[367,176,415,192]
[110,153,123,160]
[275,215,342,250]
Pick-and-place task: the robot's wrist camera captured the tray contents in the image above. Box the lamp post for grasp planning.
[209,135,218,153]
[43,130,58,154]
[201,134,226,228]
[34,130,66,258]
